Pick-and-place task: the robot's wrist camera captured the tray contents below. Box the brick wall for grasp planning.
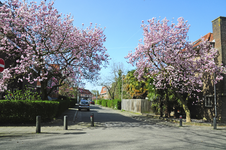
[211,16,226,122]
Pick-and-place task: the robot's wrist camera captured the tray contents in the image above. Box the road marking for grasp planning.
[73,110,78,122]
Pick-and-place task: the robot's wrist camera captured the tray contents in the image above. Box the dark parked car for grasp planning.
[90,100,95,105]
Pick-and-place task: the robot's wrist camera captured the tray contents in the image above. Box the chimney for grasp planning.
[212,16,226,94]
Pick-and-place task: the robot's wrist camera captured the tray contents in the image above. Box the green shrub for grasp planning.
[107,100,113,108]
[102,100,108,107]
[113,99,121,110]
[96,99,102,105]
[5,86,42,101]
[95,99,121,110]
[0,100,59,124]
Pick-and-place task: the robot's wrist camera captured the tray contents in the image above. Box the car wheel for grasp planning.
[79,108,81,111]
[87,109,90,111]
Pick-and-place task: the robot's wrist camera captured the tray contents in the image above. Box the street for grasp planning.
[1,105,226,150]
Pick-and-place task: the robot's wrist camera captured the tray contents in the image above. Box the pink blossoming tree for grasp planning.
[126,17,226,122]
[0,0,109,99]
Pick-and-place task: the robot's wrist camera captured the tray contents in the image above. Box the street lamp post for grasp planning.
[213,73,217,129]
[121,75,123,100]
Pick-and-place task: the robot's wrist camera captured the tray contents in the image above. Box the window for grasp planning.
[205,95,213,107]
[47,79,52,88]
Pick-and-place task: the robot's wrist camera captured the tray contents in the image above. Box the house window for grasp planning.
[205,95,213,107]
[47,79,52,88]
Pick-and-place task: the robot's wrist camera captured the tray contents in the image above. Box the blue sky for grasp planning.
[29,0,226,93]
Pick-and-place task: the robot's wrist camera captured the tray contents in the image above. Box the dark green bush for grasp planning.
[55,96,71,116]
[113,99,121,110]
[55,96,77,116]
[0,100,59,124]
[69,98,77,107]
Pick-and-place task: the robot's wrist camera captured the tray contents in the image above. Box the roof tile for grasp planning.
[193,32,213,48]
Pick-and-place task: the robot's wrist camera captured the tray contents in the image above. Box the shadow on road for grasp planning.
[75,105,179,129]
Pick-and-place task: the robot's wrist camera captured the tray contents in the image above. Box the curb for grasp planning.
[145,114,226,127]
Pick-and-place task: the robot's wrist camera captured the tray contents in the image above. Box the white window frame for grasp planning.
[205,95,213,107]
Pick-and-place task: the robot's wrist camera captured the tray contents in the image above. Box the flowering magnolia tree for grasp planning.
[0,0,109,99]
[126,17,226,122]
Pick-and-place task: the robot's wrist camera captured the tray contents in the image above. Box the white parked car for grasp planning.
[78,100,90,111]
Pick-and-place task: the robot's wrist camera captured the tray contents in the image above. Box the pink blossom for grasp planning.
[126,17,226,97]
[0,0,109,98]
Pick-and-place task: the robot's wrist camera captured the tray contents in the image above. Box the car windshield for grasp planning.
[81,101,88,104]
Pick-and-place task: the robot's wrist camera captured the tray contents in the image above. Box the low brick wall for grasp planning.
[121,99,152,113]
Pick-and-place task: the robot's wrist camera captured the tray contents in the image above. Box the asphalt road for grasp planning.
[1,105,226,150]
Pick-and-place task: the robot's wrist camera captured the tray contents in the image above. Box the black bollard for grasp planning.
[90,113,94,127]
[64,115,68,130]
[36,116,41,133]
[179,115,182,127]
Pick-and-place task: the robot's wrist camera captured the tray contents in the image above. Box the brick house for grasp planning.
[78,88,92,102]
[100,86,109,99]
[193,16,226,122]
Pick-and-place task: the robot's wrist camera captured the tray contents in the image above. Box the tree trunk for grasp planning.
[165,91,170,118]
[181,96,191,122]
[159,98,163,117]
[41,81,48,100]
[182,103,191,122]
[176,93,191,122]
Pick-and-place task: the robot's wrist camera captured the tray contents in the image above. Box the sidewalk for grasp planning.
[0,107,82,138]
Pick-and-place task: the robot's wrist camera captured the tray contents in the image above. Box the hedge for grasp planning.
[94,99,121,110]
[0,100,59,124]
[69,98,77,107]
[56,96,77,116]
[0,95,77,124]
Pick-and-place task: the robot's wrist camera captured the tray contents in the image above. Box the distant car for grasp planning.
[90,101,95,105]
[79,100,90,111]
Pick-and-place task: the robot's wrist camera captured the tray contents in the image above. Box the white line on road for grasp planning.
[73,110,78,122]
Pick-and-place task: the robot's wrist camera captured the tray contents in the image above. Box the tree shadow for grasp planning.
[75,106,179,129]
